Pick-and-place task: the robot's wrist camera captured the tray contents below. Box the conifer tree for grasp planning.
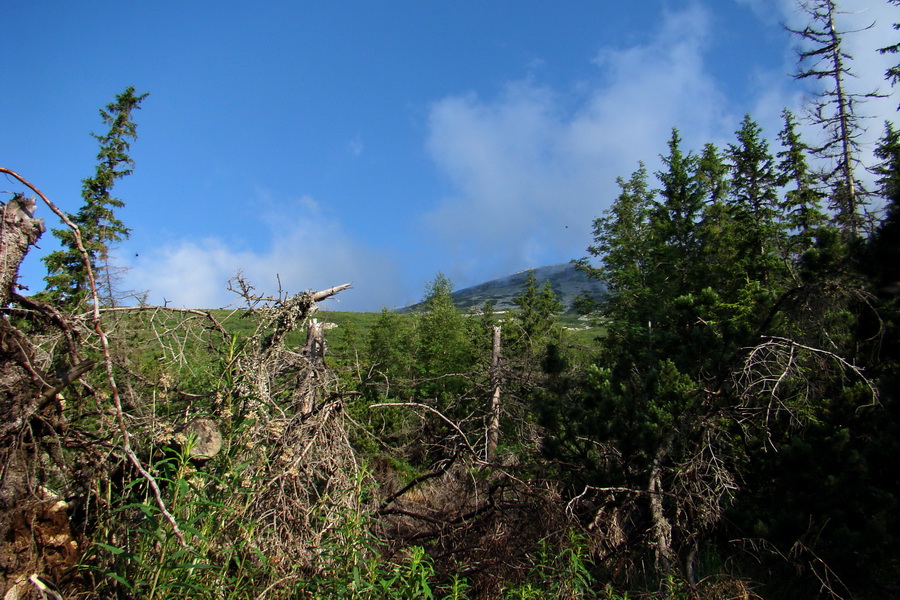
[726,115,783,283]
[788,0,874,234]
[415,274,476,412]
[582,163,654,300]
[694,143,738,288]
[367,307,417,385]
[42,86,148,308]
[652,129,705,294]
[866,121,900,288]
[878,0,900,98]
[776,109,827,263]
[509,270,563,355]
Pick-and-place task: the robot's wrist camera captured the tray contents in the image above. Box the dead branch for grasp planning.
[370,402,482,462]
[735,334,878,439]
[1,167,188,546]
[98,304,230,339]
[378,452,459,513]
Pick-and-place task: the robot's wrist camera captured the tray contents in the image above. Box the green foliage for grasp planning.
[18,35,900,596]
[725,115,784,283]
[42,86,148,308]
[297,500,447,600]
[577,163,655,329]
[509,270,563,353]
[776,109,826,261]
[416,273,477,389]
[368,307,418,384]
[87,442,269,599]
[503,532,596,600]
[539,107,899,594]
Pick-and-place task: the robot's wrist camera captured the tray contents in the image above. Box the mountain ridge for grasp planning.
[400,262,606,313]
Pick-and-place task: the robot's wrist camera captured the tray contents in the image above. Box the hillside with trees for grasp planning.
[397,263,606,314]
[2,1,900,598]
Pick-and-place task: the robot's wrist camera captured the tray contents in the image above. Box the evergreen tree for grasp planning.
[694,143,738,290]
[415,274,476,413]
[509,270,563,357]
[726,115,783,283]
[541,117,853,587]
[788,0,874,235]
[776,109,827,267]
[878,0,900,101]
[580,163,654,311]
[367,308,417,387]
[652,129,705,296]
[42,86,148,308]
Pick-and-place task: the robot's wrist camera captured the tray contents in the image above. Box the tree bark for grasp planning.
[306,318,326,368]
[0,193,49,437]
[300,318,327,414]
[486,325,502,462]
[648,437,676,575]
[1,194,44,305]
[0,193,82,595]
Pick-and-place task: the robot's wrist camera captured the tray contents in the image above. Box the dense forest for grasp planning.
[3,1,900,598]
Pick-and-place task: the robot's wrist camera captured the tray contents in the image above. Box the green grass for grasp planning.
[201,308,605,352]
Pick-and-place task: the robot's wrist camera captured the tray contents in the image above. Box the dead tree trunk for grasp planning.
[0,193,50,436]
[1,194,44,304]
[300,318,327,414]
[0,193,82,596]
[306,318,326,367]
[486,325,502,462]
[648,436,676,577]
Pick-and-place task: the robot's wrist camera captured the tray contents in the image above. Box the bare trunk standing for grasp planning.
[0,193,50,435]
[1,193,81,596]
[1,195,44,304]
[306,318,327,366]
[789,0,874,235]
[486,325,502,462]
[300,318,327,414]
[649,437,676,577]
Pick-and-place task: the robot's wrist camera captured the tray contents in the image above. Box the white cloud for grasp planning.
[424,4,737,282]
[423,1,900,288]
[122,194,401,311]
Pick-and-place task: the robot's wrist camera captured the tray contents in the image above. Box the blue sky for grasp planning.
[3,1,897,311]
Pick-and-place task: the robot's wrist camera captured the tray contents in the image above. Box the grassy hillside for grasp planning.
[207,307,602,351]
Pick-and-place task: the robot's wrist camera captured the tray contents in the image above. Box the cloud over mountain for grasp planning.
[423,4,744,285]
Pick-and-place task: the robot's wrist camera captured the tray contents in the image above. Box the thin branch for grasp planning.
[1,166,188,546]
[370,402,482,461]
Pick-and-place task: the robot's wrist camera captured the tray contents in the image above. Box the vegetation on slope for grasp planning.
[3,3,900,598]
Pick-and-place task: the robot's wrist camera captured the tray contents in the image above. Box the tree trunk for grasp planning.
[0,193,49,437]
[300,318,327,414]
[1,194,44,304]
[0,193,81,595]
[486,325,502,462]
[648,437,676,575]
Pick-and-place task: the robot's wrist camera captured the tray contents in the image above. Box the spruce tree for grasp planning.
[42,86,148,308]
[726,115,783,283]
[776,109,827,265]
[415,273,476,413]
[878,0,900,99]
[652,129,705,295]
[509,270,563,354]
[582,163,654,301]
[788,0,875,235]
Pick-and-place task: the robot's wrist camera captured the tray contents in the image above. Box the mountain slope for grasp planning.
[401,263,606,313]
